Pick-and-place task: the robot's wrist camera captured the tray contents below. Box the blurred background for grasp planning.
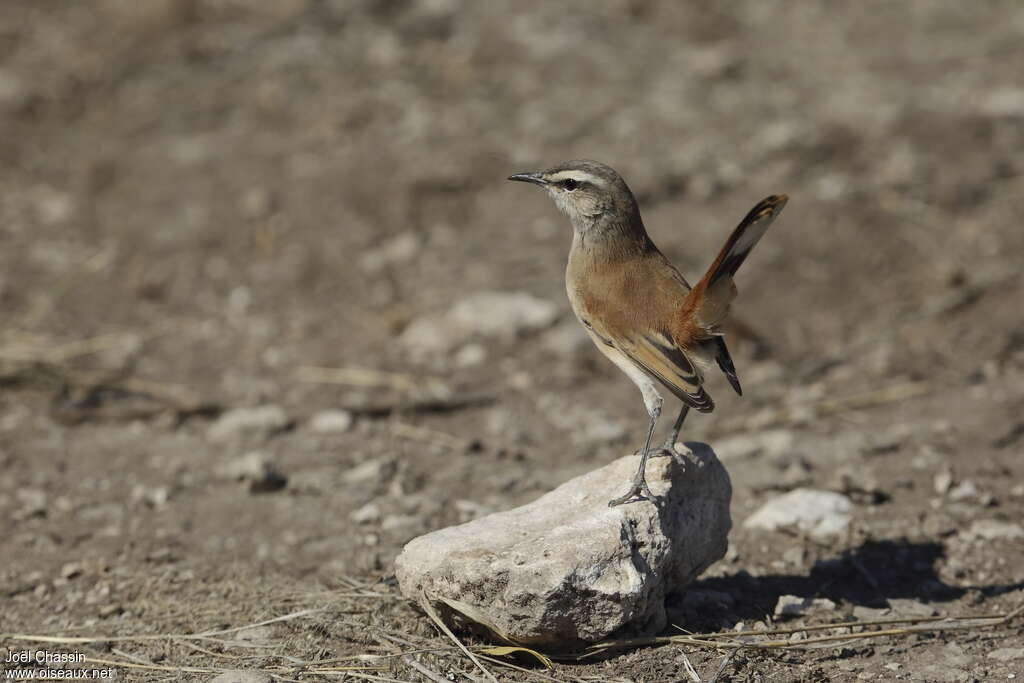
[1,1,1023,679]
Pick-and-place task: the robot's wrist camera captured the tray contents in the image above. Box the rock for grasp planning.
[887,599,938,618]
[744,489,853,540]
[395,444,731,647]
[773,595,837,618]
[988,647,1024,662]
[308,410,354,434]
[14,487,48,520]
[343,457,396,486]
[934,468,955,495]
[216,451,287,493]
[207,671,273,683]
[350,502,381,525]
[962,519,1024,541]
[208,405,289,442]
[948,480,977,501]
[400,291,559,356]
[359,231,422,273]
[980,87,1024,117]
[130,485,171,507]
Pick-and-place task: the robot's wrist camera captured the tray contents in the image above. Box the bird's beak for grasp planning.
[507,172,548,186]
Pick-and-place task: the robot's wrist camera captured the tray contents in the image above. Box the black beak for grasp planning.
[507,172,547,186]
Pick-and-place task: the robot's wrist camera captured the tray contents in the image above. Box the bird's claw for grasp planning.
[607,477,655,507]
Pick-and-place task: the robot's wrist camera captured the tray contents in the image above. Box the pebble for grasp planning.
[744,488,853,539]
[773,594,837,617]
[400,290,559,356]
[208,671,273,683]
[934,468,955,495]
[350,502,381,525]
[887,599,938,617]
[216,451,287,493]
[15,487,48,519]
[308,410,354,434]
[948,480,978,501]
[962,519,1024,541]
[342,457,395,486]
[208,405,289,442]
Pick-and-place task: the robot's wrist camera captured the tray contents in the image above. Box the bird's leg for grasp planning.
[651,405,690,458]
[609,399,661,506]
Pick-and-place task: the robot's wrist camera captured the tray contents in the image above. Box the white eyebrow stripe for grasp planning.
[548,170,603,185]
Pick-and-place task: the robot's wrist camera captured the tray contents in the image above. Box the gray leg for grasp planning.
[608,399,661,506]
[652,405,690,457]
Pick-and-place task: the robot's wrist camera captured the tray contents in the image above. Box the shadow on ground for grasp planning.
[675,539,1024,631]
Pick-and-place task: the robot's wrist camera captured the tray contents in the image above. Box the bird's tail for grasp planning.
[678,194,788,396]
[682,194,788,332]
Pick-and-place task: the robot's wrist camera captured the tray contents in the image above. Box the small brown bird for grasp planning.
[509,160,787,506]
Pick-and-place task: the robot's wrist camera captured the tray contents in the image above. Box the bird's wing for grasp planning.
[588,316,715,413]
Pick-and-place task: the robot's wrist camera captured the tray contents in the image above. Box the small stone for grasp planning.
[887,599,938,618]
[15,487,48,519]
[454,343,487,367]
[343,457,395,486]
[988,648,1024,662]
[980,87,1024,117]
[208,405,289,442]
[208,671,274,683]
[884,662,902,671]
[962,519,1024,541]
[359,231,421,273]
[934,468,955,495]
[948,480,978,501]
[308,410,353,434]
[98,603,122,618]
[350,502,381,525]
[400,291,559,356]
[60,562,83,580]
[216,451,287,493]
[396,444,731,647]
[773,595,837,618]
[131,485,171,507]
[744,489,853,539]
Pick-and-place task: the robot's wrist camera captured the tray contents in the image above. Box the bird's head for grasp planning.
[508,160,641,234]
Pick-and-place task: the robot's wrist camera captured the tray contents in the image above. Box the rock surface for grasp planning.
[395,444,731,648]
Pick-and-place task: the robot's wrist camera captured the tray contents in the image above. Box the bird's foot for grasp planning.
[607,474,655,507]
[649,441,692,459]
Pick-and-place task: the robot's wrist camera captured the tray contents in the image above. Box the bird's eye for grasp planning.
[562,179,579,191]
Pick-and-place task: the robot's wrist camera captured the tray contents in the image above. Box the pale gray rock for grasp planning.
[207,671,273,683]
[208,405,289,442]
[744,488,853,539]
[774,595,837,617]
[988,647,1024,662]
[308,409,354,434]
[216,451,287,493]
[395,444,731,648]
[962,519,1024,541]
[400,290,559,356]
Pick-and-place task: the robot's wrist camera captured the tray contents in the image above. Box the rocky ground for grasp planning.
[1,2,1023,681]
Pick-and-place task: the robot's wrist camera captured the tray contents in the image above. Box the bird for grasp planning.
[508,160,787,506]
